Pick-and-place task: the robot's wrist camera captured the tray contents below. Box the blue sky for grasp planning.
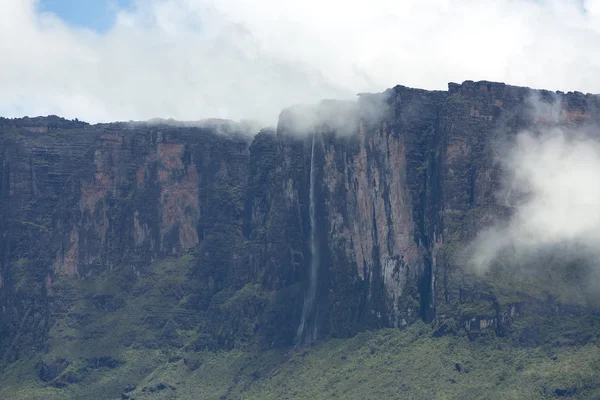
[39,0,132,31]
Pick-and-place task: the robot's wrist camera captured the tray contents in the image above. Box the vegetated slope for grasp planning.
[1,81,600,399]
[2,322,600,399]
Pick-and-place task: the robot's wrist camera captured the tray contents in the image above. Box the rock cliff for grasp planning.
[1,80,600,375]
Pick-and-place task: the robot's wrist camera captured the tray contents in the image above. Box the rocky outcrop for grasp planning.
[1,81,600,365]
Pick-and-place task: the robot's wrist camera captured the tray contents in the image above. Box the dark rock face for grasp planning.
[1,81,600,364]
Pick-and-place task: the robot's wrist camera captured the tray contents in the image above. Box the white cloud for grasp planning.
[470,125,600,273]
[2,0,600,124]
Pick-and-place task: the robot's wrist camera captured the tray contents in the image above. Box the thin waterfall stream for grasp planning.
[297,132,319,345]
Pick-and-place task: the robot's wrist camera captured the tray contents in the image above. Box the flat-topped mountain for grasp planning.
[2,80,600,399]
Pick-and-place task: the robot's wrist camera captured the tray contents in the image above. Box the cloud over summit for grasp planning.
[3,0,600,124]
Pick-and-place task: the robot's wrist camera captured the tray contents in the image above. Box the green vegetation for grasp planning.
[485,259,597,307]
[2,321,600,399]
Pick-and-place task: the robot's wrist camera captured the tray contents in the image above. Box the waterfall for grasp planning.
[297,133,319,345]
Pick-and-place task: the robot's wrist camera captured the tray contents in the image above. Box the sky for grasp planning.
[3,0,600,124]
[38,0,132,32]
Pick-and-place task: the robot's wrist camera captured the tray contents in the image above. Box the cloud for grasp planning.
[469,117,600,277]
[3,0,600,124]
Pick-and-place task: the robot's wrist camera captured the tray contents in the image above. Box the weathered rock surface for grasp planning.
[1,81,600,367]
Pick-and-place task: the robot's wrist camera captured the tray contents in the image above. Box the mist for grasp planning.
[468,111,600,290]
[5,0,600,124]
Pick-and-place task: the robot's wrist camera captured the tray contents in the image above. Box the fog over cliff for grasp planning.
[468,96,600,292]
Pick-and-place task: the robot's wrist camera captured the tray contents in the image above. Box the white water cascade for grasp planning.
[297,133,319,345]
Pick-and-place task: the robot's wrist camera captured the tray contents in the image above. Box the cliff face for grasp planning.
[1,81,600,369]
